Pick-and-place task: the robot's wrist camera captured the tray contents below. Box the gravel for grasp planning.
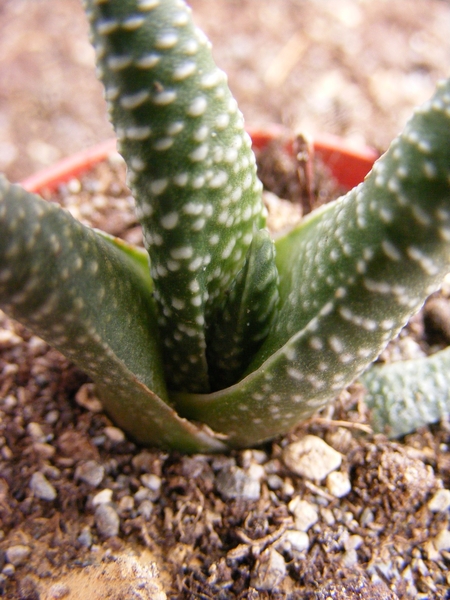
[92,488,113,506]
[75,460,105,487]
[5,546,31,568]
[94,504,120,538]
[215,465,261,501]
[29,471,57,501]
[326,470,352,498]
[427,488,450,513]
[282,435,342,481]
[251,548,286,591]
[288,497,319,532]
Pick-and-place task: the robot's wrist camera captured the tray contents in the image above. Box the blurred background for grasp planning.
[0,0,449,183]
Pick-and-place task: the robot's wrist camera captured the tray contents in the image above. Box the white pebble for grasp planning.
[5,545,31,567]
[92,488,113,506]
[288,497,318,532]
[104,426,126,443]
[326,471,352,498]
[141,473,162,492]
[284,530,309,552]
[26,422,46,442]
[94,504,120,538]
[250,548,286,592]
[75,461,105,487]
[434,529,450,552]
[29,472,57,501]
[137,499,153,520]
[283,435,342,481]
[428,488,450,513]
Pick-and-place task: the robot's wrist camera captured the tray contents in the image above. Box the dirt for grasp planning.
[1,1,450,598]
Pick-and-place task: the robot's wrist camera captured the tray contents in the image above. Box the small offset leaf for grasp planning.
[0,178,226,452]
[86,0,266,392]
[360,346,450,438]
[207,229,279,390]
[174,78,450,448]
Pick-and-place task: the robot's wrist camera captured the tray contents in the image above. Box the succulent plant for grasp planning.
[0,0,450,451]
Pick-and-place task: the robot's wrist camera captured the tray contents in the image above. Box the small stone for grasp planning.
[94,504,120,538]
[104,426,126,443]
[251,449,268,464]
[5,545,31,567]
[284,530,309,552]
[282,480,295,497]
[251,548,286,591]
[30,471,57,501]
[3,395,17,409]
[1,447,12,460]
[320,507,336,526]
[288,497,318,532]
[267,474,283,490]
[45,410,60,424]
[92,488,113,506]
[77,526,92,548]
[216,466,261,501]
[32,443,56,459]
[326,471,352,498]
[434,529,450,552]
[132,451,155,472]
[428,488,450,513]
[75,461,105,487]
[43,465,60,479]
[134,487,151,503]
[26,422,46,442]
[137,499,153,520]
[282,435,342,481]
[342,548,358,568]
[118,495,134,514]
[345,534,363,552]
[2,564,15,577]
[423,540,440,561]
[247,463,265,482]
[0,330,22,346]
[75,383,103,412]
[141,473,162,493]
[326,427,353,454]
[360,507,374,526]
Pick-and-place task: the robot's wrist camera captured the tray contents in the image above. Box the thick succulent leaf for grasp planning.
[86,0,265,392]
[206,229,279,390]
[0,178,226,452]
[360,346,450,438]
[173,78,450,448]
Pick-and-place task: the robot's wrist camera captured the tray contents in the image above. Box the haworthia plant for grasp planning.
[0,0,449,451]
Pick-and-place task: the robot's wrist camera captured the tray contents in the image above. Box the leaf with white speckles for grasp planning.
[0,177,226,452]
[207,229,279,390]
[360,346,450,438]
[3,0,450,451]
[173,78,450,447]
[87,0,266,392]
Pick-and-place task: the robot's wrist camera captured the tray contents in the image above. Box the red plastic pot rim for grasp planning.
[21,129,379,196]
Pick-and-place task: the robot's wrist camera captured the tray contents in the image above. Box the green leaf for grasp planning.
[0,178,226,452]
[86,0,266,393]
[206,229,279,390]
[173,78,450,448]
[360,346,450,438]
